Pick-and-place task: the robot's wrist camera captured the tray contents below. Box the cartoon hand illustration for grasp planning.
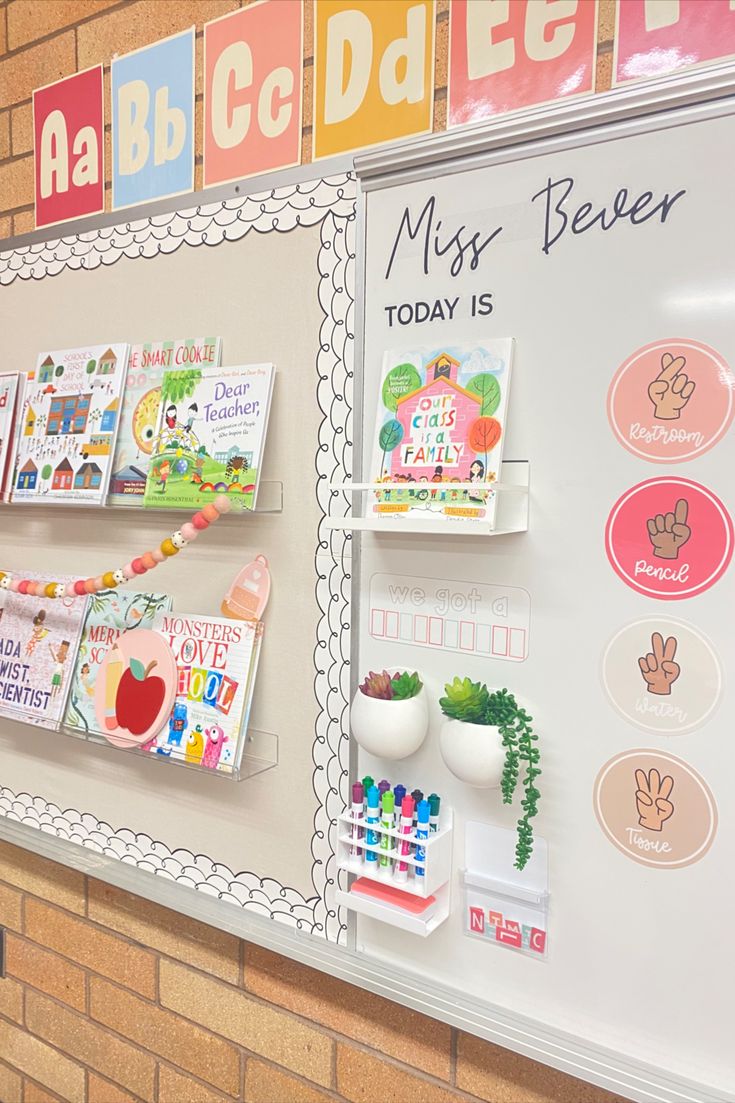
[648,353,695,420]
[647,499,690,559]
[638,632,680,696]
[635,768,674,832]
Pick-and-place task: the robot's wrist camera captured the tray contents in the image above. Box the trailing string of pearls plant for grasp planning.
[0,496,232,600]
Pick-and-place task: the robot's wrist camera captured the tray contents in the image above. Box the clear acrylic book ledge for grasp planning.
[0,480,283,515]
[325,461,529,535]
[1,710,278,783]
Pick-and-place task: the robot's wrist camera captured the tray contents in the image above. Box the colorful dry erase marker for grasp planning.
[411,789,424,826]
[415,799,430,879]
[361,775,374,811]
[393,783,406,827]
[350,782,364,860]
[379,790,394,874]
[365,786,380,864]
[428,793,441,832]
[378,779,391,797]
[395,795,414,884]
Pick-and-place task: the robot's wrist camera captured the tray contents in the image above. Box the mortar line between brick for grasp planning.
[22,1070,65,1103]
[241,1051,346,1103]
[450,1026,458,1086]
[0,1005,87,1078]
[335,1037,491,1103]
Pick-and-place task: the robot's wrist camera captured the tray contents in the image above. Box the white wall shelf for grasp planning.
[325,462,528,535]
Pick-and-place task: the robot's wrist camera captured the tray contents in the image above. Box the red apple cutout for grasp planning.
[116,658,166,736]
[94,629,178,749]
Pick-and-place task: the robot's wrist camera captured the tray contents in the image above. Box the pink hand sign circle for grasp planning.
[607,338,734,462]
[605,477,733,599]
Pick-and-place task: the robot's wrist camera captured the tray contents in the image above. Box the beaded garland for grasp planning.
[0,495,232,600]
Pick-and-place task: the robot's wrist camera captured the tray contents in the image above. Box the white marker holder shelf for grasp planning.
[335,807,453,936]
[324,461,529,536]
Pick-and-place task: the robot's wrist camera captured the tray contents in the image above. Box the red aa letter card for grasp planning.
[33,65,104,229]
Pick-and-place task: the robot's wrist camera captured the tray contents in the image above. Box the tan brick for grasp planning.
[0,1018,84,1103]
[22,1081,62,1103]
[1,1070,20,1103]
[24,898,156,998]
[0,214,11,239]
[435,8,448,90]
[303,62,312,130]
[596,49,613,94]
[245,945,450,1080]
[25,989,155,1102]
[0,8,6,56]
[88,879,240,983]
[245,1061,335,1103]
[6,933,86,1011]
[456,1034,629,1103]
[11,208,34,234]
[90,976,240,1097]
[0,843,85,914]
[159,1066,230,1103]
[303,0,313,59]
[0,109,9,159]
[336,1045,455,1103]
[0,879,23,930]
[0,155,33,211]
[0,1060,22,1103]
[7,0,120,50]
[598,0,616,44]
[0,31,75,106]
[0,974,24,1023]
[11,102,32,157]
[160,959,333,1089]
[77,0,240,69]
[87,1073,139,1103]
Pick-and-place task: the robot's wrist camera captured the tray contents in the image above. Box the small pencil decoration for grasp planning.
[0,495,232,600]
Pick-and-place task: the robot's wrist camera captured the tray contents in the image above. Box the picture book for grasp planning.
[146,613,262,774]
[0,575,88,729]
[0,372,20,500]
[369,341,515,524]
[64,589,172,737]
[143,363,275,512]
[10,344,130,505]
[109,337,222,503]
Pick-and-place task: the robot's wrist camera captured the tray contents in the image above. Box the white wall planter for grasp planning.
[350,687,429,760]
[439,720,506,788]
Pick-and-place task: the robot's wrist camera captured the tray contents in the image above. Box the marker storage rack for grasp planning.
[335,807,453,936]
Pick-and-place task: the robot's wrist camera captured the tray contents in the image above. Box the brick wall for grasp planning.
[0,0,617,237]
[0,839,625,1103]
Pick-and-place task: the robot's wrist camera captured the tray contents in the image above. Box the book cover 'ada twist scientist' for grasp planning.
[143,364,275,512]
[370,341,514,525]
[10,344,129,505]
[0,573,88,729]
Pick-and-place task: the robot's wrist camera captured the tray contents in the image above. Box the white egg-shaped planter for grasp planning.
[350,687,429,760]
[439,720,505,788]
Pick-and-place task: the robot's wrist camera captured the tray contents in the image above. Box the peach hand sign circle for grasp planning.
[605,478,733,599]
[647,353,695,420]
[607,338,734,461]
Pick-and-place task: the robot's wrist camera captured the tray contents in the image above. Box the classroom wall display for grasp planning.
[111,29,195,210]
[0,373,20,499]
[607,338,735,462]
[604,477,734,600]
[614,0,735,85]
[109,337,222,502]
[10,344,129,506]
[601,617,723,735]
[594,750,718,868]
[203,0,303,187]
[313,0,435,159]
[447,0,598,126]
[369,572,529,662]
[32,65,105,230]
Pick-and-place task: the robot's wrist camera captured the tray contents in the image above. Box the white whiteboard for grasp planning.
[355,90,735,1096]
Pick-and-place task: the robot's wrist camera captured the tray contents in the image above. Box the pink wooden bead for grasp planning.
[131,558,145,574]
[192,512,209,530]
[213,494,232,515]
[74,580,87,596]
[122,563,136,580]
[18,581,29,594]
[84,579,96,594]
[152,548,166,563]
[141,552,157,571]
[180,522,197,541]
[9,579,20,592]
[32,582,45,597]
[64,584,76,598]
[93,576,105,591]
[202,503,219,523]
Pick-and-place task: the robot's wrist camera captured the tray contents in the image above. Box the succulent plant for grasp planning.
[358,670,423,700]
[440,679,540,872]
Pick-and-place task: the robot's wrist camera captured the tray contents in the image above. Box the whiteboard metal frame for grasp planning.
[3,65,735,1102]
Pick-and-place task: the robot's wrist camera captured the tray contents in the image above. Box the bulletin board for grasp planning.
[1,61,735,1103]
